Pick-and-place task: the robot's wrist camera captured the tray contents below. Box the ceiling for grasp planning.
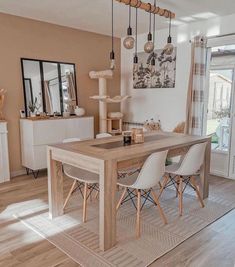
[1,0,235,37]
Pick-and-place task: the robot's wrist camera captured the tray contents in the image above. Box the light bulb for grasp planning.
[123,27,135,50]
[149,64,155,74]
[110,59,115,70]
[144,41,154,53]
[133,63,139,72]
[133,54,139,72]
[150,57,156,74]
[123,36,135,49]
[164,36,174,55]
[164,43,174,55]
[110,51,115,70]
[144,32,154,53]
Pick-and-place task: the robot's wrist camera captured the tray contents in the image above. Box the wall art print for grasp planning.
[133,47,177,89]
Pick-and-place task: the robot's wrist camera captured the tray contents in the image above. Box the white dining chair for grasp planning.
[62,138,99,223]
[159,142,207,216]
[116,150,168,238]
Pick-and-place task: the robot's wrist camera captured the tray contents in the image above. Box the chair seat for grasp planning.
[117,172,139,188]
[63,164,99,184]
[165,163,181,174]
[165,163,200,176]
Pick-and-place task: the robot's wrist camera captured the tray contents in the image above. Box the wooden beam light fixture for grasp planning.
[115,0,175,19]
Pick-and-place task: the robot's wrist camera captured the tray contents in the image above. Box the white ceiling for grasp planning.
[1,0,235,37]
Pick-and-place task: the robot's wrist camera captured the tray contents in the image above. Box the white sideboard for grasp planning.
[20,116,94,174]
[0,121,10,183]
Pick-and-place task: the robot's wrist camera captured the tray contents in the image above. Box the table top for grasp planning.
[49,132,211,161]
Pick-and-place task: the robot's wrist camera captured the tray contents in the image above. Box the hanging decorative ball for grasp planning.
[164,42,174,55]
[123,36,135,49]
[144,41,154,53]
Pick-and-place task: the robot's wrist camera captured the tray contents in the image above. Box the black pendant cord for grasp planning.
[153,0,156,47]
[149,11,152,34]
[135,7,138,56]
[169,13,172,38]
[129,4,131,28]
[151,0,156,66]
[111,0,114,54]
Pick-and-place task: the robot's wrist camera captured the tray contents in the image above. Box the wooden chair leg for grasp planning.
[83,183,88,223]
[151,190,168,225]
[116,188,127,211]
[136,189,141,238]
[178,177,183,216]
[191,176,205,208]
[158,175,169,199]
[94,190,99,199]
[158,181,162,189]
[63,180,77,209]
[89,187,92,202]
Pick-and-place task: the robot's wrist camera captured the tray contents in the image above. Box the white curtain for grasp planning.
[185,35,208,135]
[44,81,53,115]
[66,72,76,101]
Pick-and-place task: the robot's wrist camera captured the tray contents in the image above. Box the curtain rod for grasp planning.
[207,32,235,40]
[189,32,235,43]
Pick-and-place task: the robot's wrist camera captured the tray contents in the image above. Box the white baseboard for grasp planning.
[11,169,27,178]
[210,170,228,178]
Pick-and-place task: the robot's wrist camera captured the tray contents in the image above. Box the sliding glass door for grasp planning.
[204,45,235,178]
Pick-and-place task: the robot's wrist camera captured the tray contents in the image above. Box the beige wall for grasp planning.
[0,12,121,175]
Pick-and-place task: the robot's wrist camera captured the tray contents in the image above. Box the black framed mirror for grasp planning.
[21,58,78,117]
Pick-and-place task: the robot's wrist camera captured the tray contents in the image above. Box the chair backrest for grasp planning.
[176,142,207,176]
[96,133,112,139]
[133,150,168,190]
[62,138,81,143]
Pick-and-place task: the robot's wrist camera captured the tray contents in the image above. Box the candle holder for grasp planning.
[131,128,144,143]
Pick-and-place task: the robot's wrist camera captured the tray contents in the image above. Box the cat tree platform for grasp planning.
[89,70,130,133]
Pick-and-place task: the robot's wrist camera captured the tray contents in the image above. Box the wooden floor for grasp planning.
[0,173,235,267]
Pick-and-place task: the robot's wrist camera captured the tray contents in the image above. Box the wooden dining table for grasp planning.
[47,131,211,251]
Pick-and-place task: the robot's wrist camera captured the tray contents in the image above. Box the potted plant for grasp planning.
[28,97,38,117]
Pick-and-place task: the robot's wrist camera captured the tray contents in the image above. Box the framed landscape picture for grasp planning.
[133,47,177,89]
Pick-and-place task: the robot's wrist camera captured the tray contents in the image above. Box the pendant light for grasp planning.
[123,5,135,49]
[164,12,174,55]
[144,4,154,53]
[150,0,156,73]
[133,7,139,72]
[110,0,115,70]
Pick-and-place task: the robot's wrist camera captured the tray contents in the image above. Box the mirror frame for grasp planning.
[21,58,78,117]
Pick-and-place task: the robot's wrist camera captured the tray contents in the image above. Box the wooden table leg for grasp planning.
[47,149,64,219]
[199,140,211,199]
[99,159,117,251]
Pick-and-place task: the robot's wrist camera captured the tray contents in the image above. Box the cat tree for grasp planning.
[89,70,130,133]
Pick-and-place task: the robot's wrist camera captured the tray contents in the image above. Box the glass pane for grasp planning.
[206,69,233,152]
[22,60,43,115]
[43,62,61,115]
[60,64,77,114]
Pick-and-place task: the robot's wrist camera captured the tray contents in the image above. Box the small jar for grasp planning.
[123,131,132,145]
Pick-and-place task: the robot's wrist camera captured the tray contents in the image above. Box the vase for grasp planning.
[75,107,85,117]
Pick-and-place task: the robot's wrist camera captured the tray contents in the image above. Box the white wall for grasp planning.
[121,13,235,131]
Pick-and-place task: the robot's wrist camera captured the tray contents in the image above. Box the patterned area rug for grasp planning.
[14,185,235,267]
